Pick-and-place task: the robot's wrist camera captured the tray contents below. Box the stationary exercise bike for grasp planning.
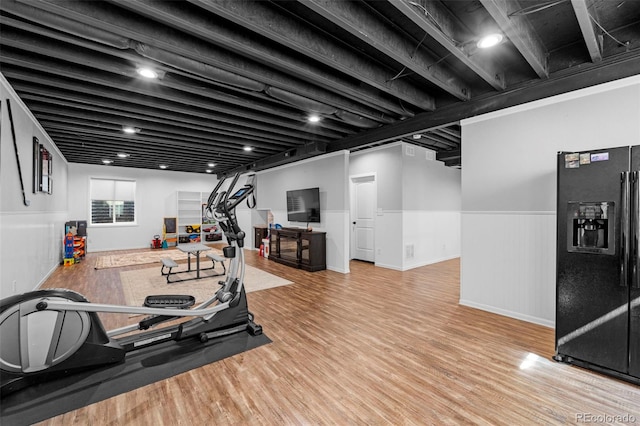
[0,173,262,396]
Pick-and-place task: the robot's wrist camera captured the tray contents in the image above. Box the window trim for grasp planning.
[89,177,137,227]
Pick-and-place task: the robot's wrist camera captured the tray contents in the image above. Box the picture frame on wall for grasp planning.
[33,136,53,194]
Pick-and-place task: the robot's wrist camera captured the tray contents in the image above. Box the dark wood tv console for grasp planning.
[269,228,326,272]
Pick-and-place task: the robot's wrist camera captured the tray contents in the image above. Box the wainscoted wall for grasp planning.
[1,74,69,296]
[461,75,640,326]
[350,142,461,271]
[0,211,68,293]
[403,211,460,271]
[244,208,350,274]
[460,212,556,327]
[256,151,350,273]
[372,210,403,270]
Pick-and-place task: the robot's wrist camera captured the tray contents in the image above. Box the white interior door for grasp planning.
[350,175,376,262]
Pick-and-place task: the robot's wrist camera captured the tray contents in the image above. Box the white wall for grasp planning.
[460,75,640,327]
[350,142,461,270]
[401,143,461,270]
[350,144,403,269]
[256,151,350,273]
[68,164,220,252]
[1,73,69,296]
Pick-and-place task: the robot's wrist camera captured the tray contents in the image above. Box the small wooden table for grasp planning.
[177,243,211,279]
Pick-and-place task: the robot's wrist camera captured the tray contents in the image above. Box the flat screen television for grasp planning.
[286,187,321,223]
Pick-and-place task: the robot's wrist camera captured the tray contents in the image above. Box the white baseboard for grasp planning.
[35,262,60,291]
[402,254,460,271]
[376,254,459,272]
[459,299,555,328]
[327,266,350,274]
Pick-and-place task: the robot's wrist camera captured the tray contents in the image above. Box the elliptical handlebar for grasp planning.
[221,172,242,218]
[205,175,228,213]
[210,172,256,246]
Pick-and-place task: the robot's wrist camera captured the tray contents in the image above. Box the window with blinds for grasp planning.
[90,178,136,225]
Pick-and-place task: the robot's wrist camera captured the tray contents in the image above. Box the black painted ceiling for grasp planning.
[1,0,639,174]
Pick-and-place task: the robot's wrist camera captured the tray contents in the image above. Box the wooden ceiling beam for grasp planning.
[12,0,405,119]
[436,149,461,161]
[330,51,640,151]
[430,129,460,145]
[436,125,461,139]
[389,0,506,91]
[479,0,549,78]
[185,0,435,110]
[571,0,602,63]
[0,52,345,139]
[29,107,299,151]
[0,27,354,135]
[40,121,281,155]
[50,136,246,164]
[20,93,302,147]
[417,133,458,148]
[10,80,326,143]
[300,0,470,100]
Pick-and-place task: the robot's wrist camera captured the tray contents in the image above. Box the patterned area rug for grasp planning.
[119,263,292,307]
[95,249,189,269]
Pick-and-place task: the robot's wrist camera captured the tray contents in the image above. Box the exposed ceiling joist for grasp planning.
[185,0,435,110]
[330,51,640,152]
[571,0,602,63]
[479,0,549,78]
[108,0,420,117]
[1,0,638,174]
[389,0,506,91]
[14,0,404,120]
[300,0,471,100]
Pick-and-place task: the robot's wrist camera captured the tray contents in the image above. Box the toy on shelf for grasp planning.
[64,232,75,266]
[73,236,86,262]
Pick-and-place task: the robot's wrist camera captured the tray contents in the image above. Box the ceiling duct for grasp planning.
[133,42,265,92]
[335,110,381,128]
[265,86,337,114]
[4,0,130,49]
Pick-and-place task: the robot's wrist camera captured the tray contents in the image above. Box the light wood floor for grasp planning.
[34,248,640,425]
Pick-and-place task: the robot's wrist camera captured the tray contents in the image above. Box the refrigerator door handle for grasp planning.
[621,171,630,287]
[633,171,640,289]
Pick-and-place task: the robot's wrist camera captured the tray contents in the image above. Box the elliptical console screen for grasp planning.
[231,188,247,199]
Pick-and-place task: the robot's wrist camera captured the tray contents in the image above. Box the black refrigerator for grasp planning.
[555,145,640,384]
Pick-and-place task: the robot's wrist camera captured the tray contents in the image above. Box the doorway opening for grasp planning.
[349,174,377,263]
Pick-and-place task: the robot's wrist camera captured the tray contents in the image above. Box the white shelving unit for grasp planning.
[177,191,202,245]
[176,191,223,245]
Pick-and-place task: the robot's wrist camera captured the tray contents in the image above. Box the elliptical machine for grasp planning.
[0,173,261,395]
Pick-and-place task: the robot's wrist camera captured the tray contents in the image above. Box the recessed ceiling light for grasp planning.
[102,159,113,165]
[207,162,216,168]
[243,146,253,152]
[206,169,213,173]
[117,153,130,158]
[159,164,168,169]
[308,114,321,123]
[137,67,158,79]
[122,126,140,134]
[412,134,422,139]
[477,33,503,49]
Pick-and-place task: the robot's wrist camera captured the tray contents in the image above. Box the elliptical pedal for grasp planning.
[139,295,196,330]
[144,295,195,308]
